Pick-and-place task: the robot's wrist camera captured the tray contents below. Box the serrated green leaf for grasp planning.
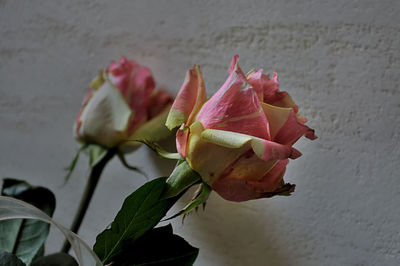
[31,252,78,266]
[0,251,26,266]
[113,224,199,266]
[0,196,102,265]
[162,160,201,199]
[0,178,56,265]
[93,177,180,264]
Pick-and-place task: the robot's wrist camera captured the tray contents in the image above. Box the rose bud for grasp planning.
[74,57,173,149]
[166,55,316,202]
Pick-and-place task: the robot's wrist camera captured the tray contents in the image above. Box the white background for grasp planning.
[1,1,399,265]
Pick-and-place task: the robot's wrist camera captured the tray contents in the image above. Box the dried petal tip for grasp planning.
[228,55,240,74]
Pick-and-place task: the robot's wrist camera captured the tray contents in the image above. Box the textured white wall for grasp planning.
[1,1,399,265]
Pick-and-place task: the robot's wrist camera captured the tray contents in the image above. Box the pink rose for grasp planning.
[75,57,173,148]
[166,55,316,201]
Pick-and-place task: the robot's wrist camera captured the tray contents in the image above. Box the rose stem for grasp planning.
[61,148,116,253]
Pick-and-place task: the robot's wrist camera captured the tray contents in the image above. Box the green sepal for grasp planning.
[162,160,201,199]
[117,152,147,178]
[64,144,87,182]
[139,140,183,160]
[164,182,211,221]
[0,178,56,265]
[86,144,109,168]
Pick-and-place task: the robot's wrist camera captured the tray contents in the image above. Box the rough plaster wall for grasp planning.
[1,0,399,265]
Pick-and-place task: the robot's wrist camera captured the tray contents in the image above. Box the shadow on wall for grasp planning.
[175,194,293,266]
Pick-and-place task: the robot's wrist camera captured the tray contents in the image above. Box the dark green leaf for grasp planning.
[31,253,78,266]
[0,178,56,265]
[93,177,179,264]
[162,161,201,199]
[113,224,199,266]
[0,251,26,266]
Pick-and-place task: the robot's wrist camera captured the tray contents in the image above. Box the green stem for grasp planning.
[61,148,116,253]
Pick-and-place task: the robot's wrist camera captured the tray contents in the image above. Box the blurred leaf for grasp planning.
[0,179,56,265]
[31,252,78,266]
[113,224,199,266]
[0,251,26,266]
[162,160,201,199]
[93,177,179,264]
[0,196,102,266]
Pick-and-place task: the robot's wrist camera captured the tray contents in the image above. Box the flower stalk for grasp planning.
[61,148,117,253]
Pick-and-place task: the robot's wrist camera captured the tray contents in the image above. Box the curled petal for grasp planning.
[197,62,271,140]
[166,65,206,130]
[248,71,299,112]
[212,160,292,202]
[200,129,301,162]
[274,110,317,145]
[261,103,292,140]
[176,127,189,158]
[185,122,249,185]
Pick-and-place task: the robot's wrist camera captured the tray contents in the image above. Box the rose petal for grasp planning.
[166,65,206,130]
[274,110,317,145]
[146,89,173,119]
[74,88,93,137]
[218,149,277,182]
[185,121,249,185]
[200,129,301,161]
[197,61,271,140]
[176,127,189,158]
[248,71,299,112]
[228,54,239,74]
[125,103,172,145]
[212,159,290,202]
[261,102,292,140]
[108,58,155,133]
[78,79,132,148]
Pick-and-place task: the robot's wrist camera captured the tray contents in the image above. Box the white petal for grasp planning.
[79,80,132,148]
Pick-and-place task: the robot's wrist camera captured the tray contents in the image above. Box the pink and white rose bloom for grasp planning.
[75,57,173,149]
[166,55,316,202]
